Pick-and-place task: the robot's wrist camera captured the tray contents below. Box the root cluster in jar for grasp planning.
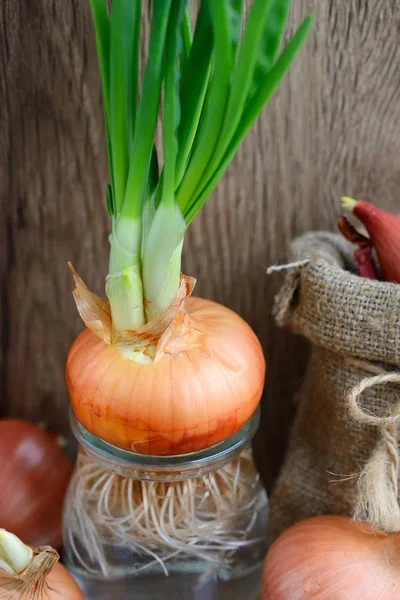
[64,448,267,577]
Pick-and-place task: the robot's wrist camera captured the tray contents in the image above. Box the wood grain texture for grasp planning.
[1,1,400,487]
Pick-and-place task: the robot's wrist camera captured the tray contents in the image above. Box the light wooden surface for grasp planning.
[1,0,400,488]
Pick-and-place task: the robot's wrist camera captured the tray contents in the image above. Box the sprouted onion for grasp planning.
[0,529,83,600]
[67,1,312,454]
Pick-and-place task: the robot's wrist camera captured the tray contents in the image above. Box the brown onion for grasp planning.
[262,515,400,599]
[67,291,265,456]
[41,561,84,599]
[0,419,73,548]
[0,558,84,600]
[0,529,83,599]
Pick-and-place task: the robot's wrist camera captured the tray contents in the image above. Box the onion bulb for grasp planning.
[67,275,265,456]
[0,419,72,548]
[0,528,83,599]
[262,515,400,599]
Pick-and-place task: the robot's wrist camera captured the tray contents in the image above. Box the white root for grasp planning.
[64,448,267,578]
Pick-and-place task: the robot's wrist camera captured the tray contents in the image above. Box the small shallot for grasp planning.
[337,215,378,279]
[342,197,400,283]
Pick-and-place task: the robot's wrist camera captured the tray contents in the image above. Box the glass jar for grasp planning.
[62,408,268,600]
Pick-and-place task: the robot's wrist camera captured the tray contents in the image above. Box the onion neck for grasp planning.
[106,199,186,335]
[85,190,191,345]
[142,200,186,323]
[114,274,199,364]
[0,530,33,575]
[106,214,145,334]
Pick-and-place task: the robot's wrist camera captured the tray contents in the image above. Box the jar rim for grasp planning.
[70,407,260,476]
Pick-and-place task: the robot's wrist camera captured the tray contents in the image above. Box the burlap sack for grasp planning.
[270,232,400,542]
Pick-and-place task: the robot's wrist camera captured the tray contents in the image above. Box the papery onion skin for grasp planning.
[0,420,73,549]
[262,515,400,599]
[44,562,84,600]
[0,560,84,600]
[66,296,266,455]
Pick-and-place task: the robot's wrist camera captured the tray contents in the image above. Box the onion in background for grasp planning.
[262,515,400,599]
[0,419,73,548]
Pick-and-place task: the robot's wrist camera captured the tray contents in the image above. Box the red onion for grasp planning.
[0,419,72,548]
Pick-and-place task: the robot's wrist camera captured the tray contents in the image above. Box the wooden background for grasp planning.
[1,0,400,489]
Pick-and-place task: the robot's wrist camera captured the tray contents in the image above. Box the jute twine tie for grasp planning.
[346,358,400,533]
[265,259,310,276]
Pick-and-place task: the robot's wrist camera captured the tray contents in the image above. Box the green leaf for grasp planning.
[180,6,192,71]
[89,0,115,210]
[109,0,141,212]
[130,2,141,147]
[228,0,244,63]
[123,1,172,223]
[248,0,293,101]
[240,14,313,137]
[89,0,110,121]
[184,14,313,225]
[176,0,240,214]
[175,1,213,187]
[162,0,188,203]
[202,0,274,188]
